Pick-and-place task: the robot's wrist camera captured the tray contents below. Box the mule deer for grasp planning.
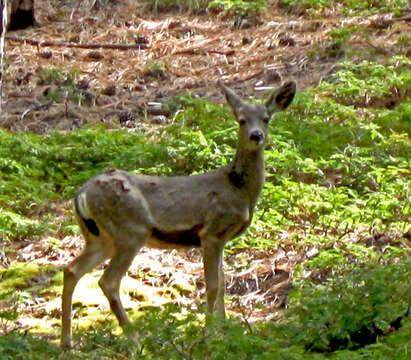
[61,81,296,347]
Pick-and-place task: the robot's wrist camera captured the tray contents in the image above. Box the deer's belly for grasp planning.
[146,224,204,249]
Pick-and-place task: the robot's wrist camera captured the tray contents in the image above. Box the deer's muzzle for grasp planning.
[249,130,264,143]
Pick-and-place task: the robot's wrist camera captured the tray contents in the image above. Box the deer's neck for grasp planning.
[229,146,265,208]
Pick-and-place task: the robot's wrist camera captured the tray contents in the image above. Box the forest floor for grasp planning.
[3,0,409,133]
[0,0,410,350]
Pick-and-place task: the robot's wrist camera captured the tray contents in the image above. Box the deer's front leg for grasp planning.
[202,240,226,317]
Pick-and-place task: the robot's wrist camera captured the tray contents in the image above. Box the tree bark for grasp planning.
[7,0,35,31]
[0,0,6,112]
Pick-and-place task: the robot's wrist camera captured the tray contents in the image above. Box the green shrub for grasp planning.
[208,0,267,17]
[318,56,411,108]
[36,67,89,105]
[280,0,409,16]
[284,261,411,352]
[0,211,47,241]
[0,332,60,360]
[0,128,173,212]
[0,262,409,359]
[145,0,210,13]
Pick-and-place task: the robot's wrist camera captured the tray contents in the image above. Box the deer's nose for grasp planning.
[249,130,264,142]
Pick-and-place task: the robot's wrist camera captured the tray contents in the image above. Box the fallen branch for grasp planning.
[395,15,411,22]
[172,48,235,56]
[5,35,148,50]
[20,101,54,121]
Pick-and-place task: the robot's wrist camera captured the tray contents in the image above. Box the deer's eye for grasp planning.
[238,118,246,126]
[263,116,270,124]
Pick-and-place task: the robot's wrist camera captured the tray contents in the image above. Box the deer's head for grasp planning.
[219,81,296,151]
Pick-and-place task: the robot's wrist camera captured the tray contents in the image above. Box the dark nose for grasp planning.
[250,130,264,142]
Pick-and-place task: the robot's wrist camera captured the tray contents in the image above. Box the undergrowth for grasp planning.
[144,0,267,17]
[1,58,409,254]
[144,0,210,14]
[0,261,409,359]
[280,0,409,16]
[0,40,410,359]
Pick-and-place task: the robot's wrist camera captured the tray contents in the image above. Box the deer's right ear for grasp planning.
[218,81,243,117]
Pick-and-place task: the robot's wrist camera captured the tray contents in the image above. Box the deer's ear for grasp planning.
[218,81,243,117]
[265,81,296,116]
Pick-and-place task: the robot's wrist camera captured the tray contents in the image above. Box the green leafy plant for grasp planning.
[143,61,169,80]
[318,56,411,108]
[0,291,19,335]
[0,210,47,242]
[0,265,410,359]
[208,0,267,17]
[36,68,79,86]
[145,0,210,13]
[0,332,60,360]
[36,67,90,105]
[280,0,409,16]
[285,261,411,352]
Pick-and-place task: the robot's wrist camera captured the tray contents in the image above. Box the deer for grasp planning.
[61,80,296,348]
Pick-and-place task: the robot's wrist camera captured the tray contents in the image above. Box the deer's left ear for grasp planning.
[265,81,296,116]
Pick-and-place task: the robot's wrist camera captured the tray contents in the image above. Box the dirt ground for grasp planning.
[1,0,410,326]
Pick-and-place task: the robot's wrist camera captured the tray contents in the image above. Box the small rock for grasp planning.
[151,115,168,125]
[101,85,116,96]
[86,51,104,61]
[76,79,90,90]
[242,34,252,45]
[80,91,95,106]
[63,52,75,61]
[134,34,149,45]
[39,51,53,59]
[69,35,80,43]
[119,111,136,124]
[278,33,296,47]
[265,71,282,84]
[134,84,145,92]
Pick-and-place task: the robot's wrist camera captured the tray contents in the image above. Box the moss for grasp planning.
[0,263,44,295]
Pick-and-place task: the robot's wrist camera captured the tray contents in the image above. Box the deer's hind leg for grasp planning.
[98,242,144,343]
[61,231,113,348]
[93,180,154,343]
[98,223,152,344]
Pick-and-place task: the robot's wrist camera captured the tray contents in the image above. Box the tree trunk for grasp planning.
[0,0,6,112]
[7,0,35,31]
